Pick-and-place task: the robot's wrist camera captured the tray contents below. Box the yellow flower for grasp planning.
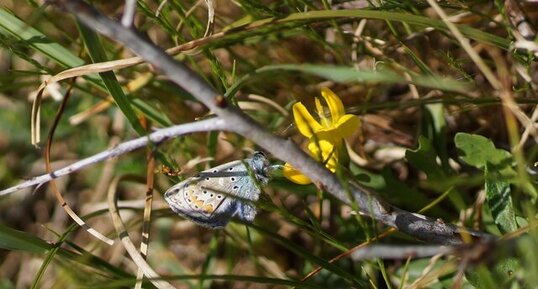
[284,88,360,184]
[294,88,360,141]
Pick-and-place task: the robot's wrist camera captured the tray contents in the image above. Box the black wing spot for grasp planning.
[231,177,235,181]
[228,167,233,171]
[205,177,210,181]
[233,186,239,190]
[203,190,207,194]
[210,193,214,197]
[212,170,217,173]
[217,195,222,199]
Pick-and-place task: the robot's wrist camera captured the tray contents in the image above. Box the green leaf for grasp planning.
[0,9,84,68]
[0,223,50,253]
[455,133,512,169]
[225,9,510,49]
[406,136,445,180]
[402,44,434,76]
[250,223,366,287]
[466,258,520,289]
[351,163,433,214]
[485,164,518,233]
[0,9,171,130]
[256,64,471,93]
[77,22,146,135]
[0,8,102,87]
[456,133,519,234]
[422,103,450,172]
[455,133,517,181]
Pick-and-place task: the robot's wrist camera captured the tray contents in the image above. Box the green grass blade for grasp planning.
[0,223,50,253]
[223,9,509,50]
[77,22,147,135]
[250,223,366,287]
[0,8,83,68]
[229,64,471,95]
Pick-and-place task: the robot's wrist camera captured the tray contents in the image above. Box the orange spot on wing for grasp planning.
[203,204,214,213]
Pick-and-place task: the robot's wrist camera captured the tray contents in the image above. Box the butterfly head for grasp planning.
[249,151,272,185]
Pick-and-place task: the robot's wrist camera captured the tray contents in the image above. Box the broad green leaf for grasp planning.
[406,136,467,211]
[456,133,519,234]
[455,133,516,181]
[423,103,450,172]
[396,258,455,288]
[485,164,518,233]
[455,133,512,169]
[466,258,520,289]
[351,164,434,214]
[406,136,445,180]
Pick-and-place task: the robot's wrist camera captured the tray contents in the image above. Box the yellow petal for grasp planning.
[308,138,336,161]
[314,130,341,146]
[283,163,312,184]
[314,97,330,127]
[324,151,339,172]
[308,139,338,172]
[293,102,323,138]
[321,88,345,124]
[333,114,361,138]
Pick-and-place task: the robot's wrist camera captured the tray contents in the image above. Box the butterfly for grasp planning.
[164,151,271,228]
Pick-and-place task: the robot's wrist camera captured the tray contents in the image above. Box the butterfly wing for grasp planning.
[164,160,262,228]
[164,178,236,228]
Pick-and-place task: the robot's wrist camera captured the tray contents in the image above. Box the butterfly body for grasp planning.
[164,151,270,228]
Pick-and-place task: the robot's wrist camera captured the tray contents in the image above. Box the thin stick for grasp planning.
[0,117,226,196]
[121,0,137,27]
[350,244,451,261]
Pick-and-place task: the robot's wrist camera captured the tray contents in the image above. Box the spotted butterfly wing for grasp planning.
[164,151,270,228]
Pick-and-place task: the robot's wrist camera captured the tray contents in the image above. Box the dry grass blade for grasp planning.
[44,78,114,245]
[107,175,174,289]
[246,94,289,116]
[135,135,157,289]
[408,254,456,289]
[299,229,396,284]
[30,88,43,146]
[425,0,501,90]
[38,57,144,93]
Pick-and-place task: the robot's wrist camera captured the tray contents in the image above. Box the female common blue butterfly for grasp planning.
[164,151,271,228]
